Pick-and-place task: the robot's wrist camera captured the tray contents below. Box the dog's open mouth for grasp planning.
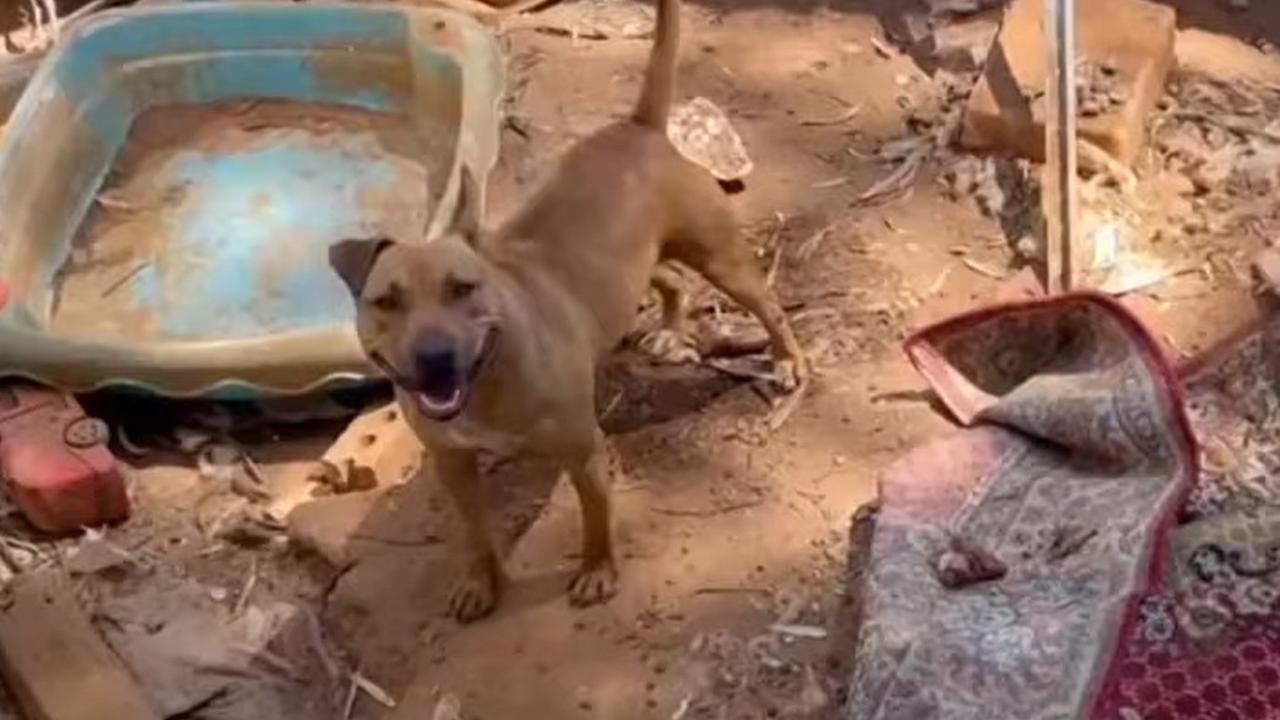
[413,326,499,422]
[417,380,465,418]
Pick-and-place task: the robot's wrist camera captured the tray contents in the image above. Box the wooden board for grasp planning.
[0,572,160,720]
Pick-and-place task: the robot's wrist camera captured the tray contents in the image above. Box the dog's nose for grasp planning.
[413,331,456,380]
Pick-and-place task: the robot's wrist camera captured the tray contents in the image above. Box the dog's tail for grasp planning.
[632,0,680,130]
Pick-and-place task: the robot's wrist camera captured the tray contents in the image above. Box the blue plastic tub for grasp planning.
[0,1,504,398]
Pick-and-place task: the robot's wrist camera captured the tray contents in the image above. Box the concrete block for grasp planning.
[960,0,1177,166]
[927,15,1000,73]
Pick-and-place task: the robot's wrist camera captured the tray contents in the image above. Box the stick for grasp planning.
[232,557,258,617]
[342,675,359,720]
[800,105,861,127]
[855,149,927,205]
[766,376,809,431]
[651,499,763,517]
[302,609,341,683]
[765,241,785,289]
[693,586,771,596]
[100,262,149,298]
[351,671,397,708]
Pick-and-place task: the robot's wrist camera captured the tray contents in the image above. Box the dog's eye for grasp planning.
[367,286,402,312]
[444,277,477,302]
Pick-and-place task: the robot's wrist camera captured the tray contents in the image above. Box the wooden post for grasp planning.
[1042,0,1079,292]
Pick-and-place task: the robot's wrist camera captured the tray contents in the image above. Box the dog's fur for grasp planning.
[329,0,805,622]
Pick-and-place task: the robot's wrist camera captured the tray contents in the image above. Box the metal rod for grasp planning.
[1041,0,1079,292]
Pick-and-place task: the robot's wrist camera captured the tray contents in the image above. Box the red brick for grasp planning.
[0,383,128,534]
[960,0,1177,166]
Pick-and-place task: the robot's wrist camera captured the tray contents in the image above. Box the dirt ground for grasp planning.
[5,0,1280,719]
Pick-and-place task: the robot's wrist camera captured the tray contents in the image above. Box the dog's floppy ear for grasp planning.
[448,167,483,244]
[329,237,394,296]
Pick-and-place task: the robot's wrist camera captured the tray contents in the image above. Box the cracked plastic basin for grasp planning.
[0,1,503,398]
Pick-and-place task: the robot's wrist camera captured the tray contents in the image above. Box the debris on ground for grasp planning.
[0,571,160,720]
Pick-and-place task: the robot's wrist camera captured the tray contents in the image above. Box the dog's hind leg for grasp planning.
[672,202,807,390]
[637,262,700,365]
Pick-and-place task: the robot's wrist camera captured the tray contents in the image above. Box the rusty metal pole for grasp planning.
[1042,0,1079,292]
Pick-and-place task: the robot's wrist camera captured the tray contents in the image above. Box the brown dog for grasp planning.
[329,0,805,622]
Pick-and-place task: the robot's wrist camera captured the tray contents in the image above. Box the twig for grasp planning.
[532,24,610,40]
[693,586,771,596]
[599,390,624,422]
[961,257,1009,280]
[800,105,862,127]
[811,176,850,189]
[652,499,763,517]
[232,557,258,617]
[1078,138,1137,194]
[855,149,928,206]
[795,225,833,262]
[342,675,359,720]
[241,452,269,487]
[927,266,952,295]
[767,376,810,431]
[100,262,149,298]
[351,671,397,709]
[765,239,786,289]
[303,608,342,683]
[770,623,828,639]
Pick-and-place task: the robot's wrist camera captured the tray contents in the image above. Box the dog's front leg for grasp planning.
[564,427,619,607]
[436,447,505,622]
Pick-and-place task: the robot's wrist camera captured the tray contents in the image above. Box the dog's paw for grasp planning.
[774,355,808,392]
[448,574,500,623]
[567,562,619,608]
[638,329,701,365]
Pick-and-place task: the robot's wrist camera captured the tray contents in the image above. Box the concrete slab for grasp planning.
[960,0,1176,165]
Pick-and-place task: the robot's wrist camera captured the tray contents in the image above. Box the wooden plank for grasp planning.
[1041,0,1080,292]
[0,571,160,720]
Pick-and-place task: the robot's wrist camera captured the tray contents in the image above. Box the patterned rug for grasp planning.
[845,294,1199,719]
[1094,317,1280,720]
